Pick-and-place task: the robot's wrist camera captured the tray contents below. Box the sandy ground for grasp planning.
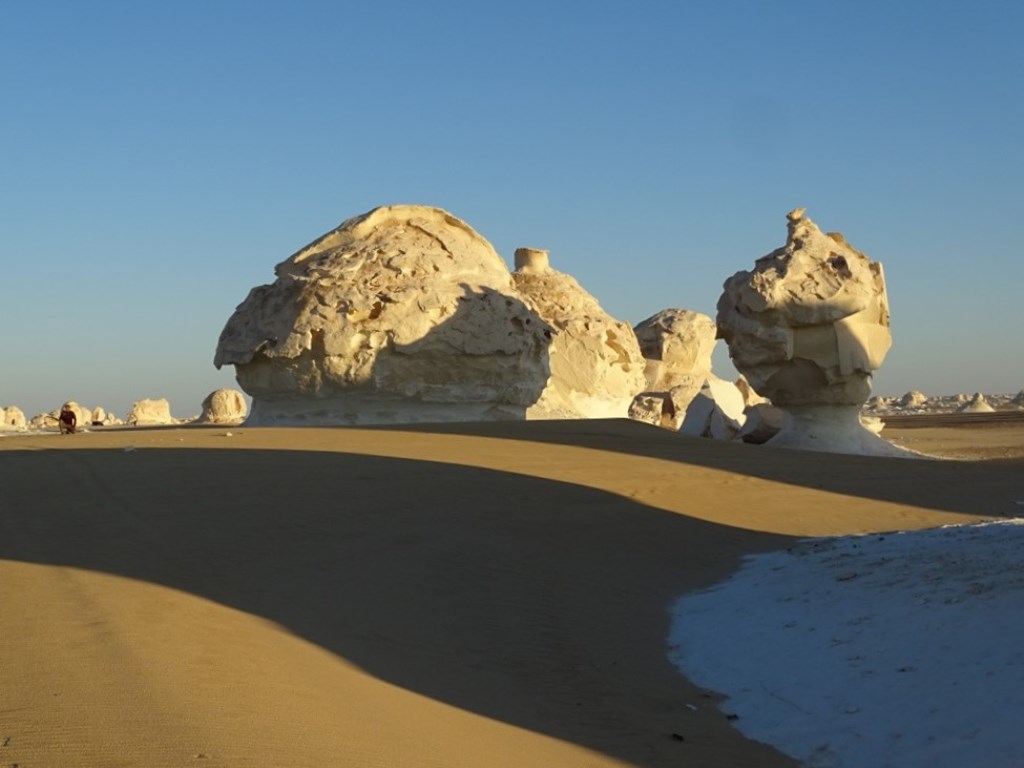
[1,418,1021,767]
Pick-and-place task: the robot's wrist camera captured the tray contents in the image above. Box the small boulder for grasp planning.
[199,388,248,424]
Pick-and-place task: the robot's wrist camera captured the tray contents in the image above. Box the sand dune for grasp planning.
[1,419,1020,766]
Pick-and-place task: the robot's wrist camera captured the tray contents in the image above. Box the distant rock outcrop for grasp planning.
[128,398,175,426]
[957,392,996,413]
[899,390,929,409]
[199,388,248,424]
[1,406,26,430]
[718,209,909,456]
[511,247,646,419]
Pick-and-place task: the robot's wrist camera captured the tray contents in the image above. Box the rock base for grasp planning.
[767,405,922,458]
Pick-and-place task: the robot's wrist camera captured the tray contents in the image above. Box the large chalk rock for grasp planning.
[1,406,26,430]
[718,209,908,456]
[511,248,646,419]
[215,206,553,425]
[199,388,248,424]
[128,398,175,426]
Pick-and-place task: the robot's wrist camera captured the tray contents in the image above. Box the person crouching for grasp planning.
[58,404,77,435]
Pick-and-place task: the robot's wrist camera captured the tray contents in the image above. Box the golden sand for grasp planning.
[1,419,1020,766]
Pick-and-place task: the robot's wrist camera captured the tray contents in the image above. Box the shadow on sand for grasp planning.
[1,443,801,767]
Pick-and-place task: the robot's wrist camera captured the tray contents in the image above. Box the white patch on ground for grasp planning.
[669,520,1024,768]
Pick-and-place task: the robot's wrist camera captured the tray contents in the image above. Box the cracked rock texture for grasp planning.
[512,248,647,419]
[215,206,563,425]
[717,209,892,407]
[627,308,742,432]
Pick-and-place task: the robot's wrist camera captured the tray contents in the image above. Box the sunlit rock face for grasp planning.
[511,248,647,419]
[1,406,26,430]
[198,388,248,424]
[215,206,553,425]
[627,308,741,433]
[717,209,908,456]
[634,309,716,392]
[128,398,175,426]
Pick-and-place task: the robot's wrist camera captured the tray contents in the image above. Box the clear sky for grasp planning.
[3,1,1021,419]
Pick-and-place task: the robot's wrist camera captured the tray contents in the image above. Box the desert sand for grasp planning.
[1,417,1022,766]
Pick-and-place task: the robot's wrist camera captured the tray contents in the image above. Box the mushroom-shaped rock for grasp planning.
[216,206,553,425]
[128,398,175,426]
[199,388,248,424]
[957,392,996,413]
[511,247,646,419]
[717,209,908,456]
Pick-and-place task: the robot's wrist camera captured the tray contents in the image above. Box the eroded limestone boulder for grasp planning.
[511,248,646,419]
[128,398,175,426]
[199,388,248,424]
[899,390,929,409]
[718,209,908,456]
[628,309,724,431]
[216,206,553,425]
[1,406,26,430]
[634,309,717,391]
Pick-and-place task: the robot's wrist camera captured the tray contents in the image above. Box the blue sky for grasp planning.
[3,1,1021,418]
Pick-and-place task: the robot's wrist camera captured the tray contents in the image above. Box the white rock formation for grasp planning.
[29,412,55,429]
[199,388,248,424]
[1,406,26,430]
[511,247,647,419]
[679,378,747,440]
[718,209,909,456]
[128,398,175,426]
[734,375,767,407]
[628,309,722,430]
[215,206,554,425]
[634,309,717,391]
[899,390,929,409]
[957,392,996,413]
[735,403,785,444]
